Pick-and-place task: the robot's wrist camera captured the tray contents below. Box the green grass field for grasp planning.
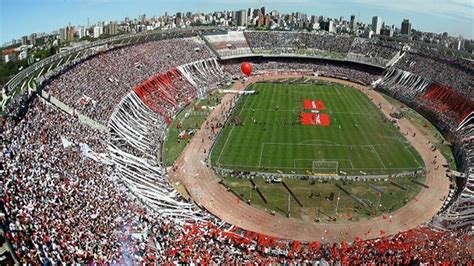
[211,81,425,176]
[380,93,456,170]
[164,91,225,166]
[222,175,426,221]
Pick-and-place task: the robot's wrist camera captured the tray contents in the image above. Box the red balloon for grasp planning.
[241,62,252,77]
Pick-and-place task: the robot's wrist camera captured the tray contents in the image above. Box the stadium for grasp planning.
[1,21,473,264]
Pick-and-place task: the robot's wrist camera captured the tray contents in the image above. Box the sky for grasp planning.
[0,0,473,44]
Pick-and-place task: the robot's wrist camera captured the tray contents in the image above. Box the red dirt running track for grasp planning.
[168,75,450,243]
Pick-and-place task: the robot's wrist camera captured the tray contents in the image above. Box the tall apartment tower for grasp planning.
[236,9,248,26]
[401,19,412,36]
[371,16,382,35]
[350,14,356,30]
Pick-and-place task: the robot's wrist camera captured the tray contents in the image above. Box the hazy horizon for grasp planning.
[1,0,473,44]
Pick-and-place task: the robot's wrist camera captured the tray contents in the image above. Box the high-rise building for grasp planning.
[93,26,103,38]
[260,6,266,16]
[328,20,335,33]
[248,8,254,19]
[67,26,74,42]
[264,15,271,28]
[253,9,259,18]
[21,36,28,45]
[301,13,308,22]
[236,9,247,26]
[175,13,183,26]
[350,14,356,30]
[139,14,146,23]
[257,16,264,27]
[380,27,394,37]
[363,28,374,38]
[76,26,86,39]
[105,22,118,35]
[60,26,74,42]
[456,38,463,50]
[311,21,320,30]
[321,20,335,33]
[29,33,36,45]
[371,16,382,35]
[401,19,411,36]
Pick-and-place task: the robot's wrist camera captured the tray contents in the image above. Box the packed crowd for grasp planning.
[1,96,471,263]
[377,68,473,231]
[133,69,197,117]
[349,38,401,61]
[421,84,473,124]
[433,112,474,229]
[377,68,473,131]
[44,37,215,125]
[2,99,119,263]
[178,58,228,97]
[2,103,472,263]
[108,90,205,218]
[395,46,474,99]
[204,31,253,58]
[1,34,472,264]
[347,38,402,66]
[224,59,382,85]
[133,58,227,119]
[244,31,353,57]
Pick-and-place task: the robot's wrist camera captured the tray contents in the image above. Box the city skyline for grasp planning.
[0,0,473,44]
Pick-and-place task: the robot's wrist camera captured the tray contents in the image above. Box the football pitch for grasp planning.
[211,81,425,176]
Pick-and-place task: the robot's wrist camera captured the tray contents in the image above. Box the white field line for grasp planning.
[216,84,423,175]
[403,144,424,168]
[258,143,265,167]
[371,145,387,169]
[264,142,382,147]
[218,162,422,171]
[216,93,250,165]
[217,126,236,165]
[241,108,380,117]
[293,159,355,169]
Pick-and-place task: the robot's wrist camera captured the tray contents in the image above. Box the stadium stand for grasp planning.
[1,31,472,264]
[178,58,227,97]
[347,37,402,67]
[377,68,474,129]
[223,58,382,85]
[108,92,203,219]
[376,66,473,231]
[204,31,253,58]
[244,31,353,58]
[44,37,215,125]
[108,58,227,218]
[394,46,474,98]
[376,68,431,99]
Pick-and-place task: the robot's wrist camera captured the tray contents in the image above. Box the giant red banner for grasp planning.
[300,112,330,126]
[303,99,325,110]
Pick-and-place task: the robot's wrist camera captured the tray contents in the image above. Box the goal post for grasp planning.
[312,160,339,175]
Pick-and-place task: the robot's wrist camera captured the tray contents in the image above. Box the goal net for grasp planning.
[312,160,339,175]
